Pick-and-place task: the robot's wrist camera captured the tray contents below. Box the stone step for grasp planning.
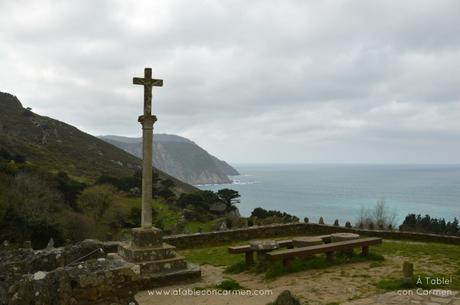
[138,263,202,289]
[137,256,188,275]
[118,242,177,262]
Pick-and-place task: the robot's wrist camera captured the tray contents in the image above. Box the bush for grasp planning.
[77,184,128,230]
[215,279,245,291]
[356,199,396,230]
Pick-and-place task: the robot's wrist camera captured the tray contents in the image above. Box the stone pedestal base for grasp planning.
[118,227,201,289]
[131,227,163,248]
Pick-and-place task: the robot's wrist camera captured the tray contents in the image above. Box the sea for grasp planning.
[197,164,460,225]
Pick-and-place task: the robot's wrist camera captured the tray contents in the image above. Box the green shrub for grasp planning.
[215,279,245,291]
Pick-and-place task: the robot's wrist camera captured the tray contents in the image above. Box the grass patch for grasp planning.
[185,220,214,233]
[224,261,250,274]
[374,240,460,265]
[369,261,383,268]
[179,245,243,267]
[264,252,384,279]
[222,252,384,279]
[153,200,182,231]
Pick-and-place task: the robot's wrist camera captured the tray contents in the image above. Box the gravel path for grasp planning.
[344,290,460,305]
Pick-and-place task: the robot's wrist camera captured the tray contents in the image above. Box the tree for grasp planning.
[217,189,240,208]
[0,171,66,247]
[156,179,176,199]
[55,171,86,210]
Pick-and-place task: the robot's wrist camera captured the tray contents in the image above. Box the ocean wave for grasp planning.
[195,179,258,187]
[231,179,258,185]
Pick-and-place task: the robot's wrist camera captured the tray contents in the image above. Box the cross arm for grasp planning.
[133,77,163,87]
[133,77,145,85]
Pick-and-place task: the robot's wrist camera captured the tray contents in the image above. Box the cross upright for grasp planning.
[133,67,163,229]
[133,68,163,116]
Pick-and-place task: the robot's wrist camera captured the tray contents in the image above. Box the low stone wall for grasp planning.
[164,223,460,249]
[0,240,140,305]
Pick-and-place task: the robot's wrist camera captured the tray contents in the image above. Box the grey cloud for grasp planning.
[1,0,460,163]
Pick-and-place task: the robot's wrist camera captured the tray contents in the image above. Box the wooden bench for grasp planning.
[267,237,382,267]
[228,240,293,265]
[228,235,332,266]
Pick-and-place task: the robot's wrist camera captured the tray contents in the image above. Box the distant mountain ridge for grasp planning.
[0,91,196,193]
[99,135,239,185]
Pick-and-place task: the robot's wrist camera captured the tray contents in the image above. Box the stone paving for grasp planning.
[344,290,460,305]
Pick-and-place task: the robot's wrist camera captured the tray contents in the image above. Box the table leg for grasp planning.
[361,246,369,257]
[326,251,335,261]
[245,251,254,266]
[283,257,293,268]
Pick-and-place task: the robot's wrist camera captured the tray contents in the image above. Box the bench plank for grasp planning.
[267,237,382,260]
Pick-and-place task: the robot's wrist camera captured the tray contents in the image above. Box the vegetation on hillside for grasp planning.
[0,91,196,193]
[399,213,459,236]
[0,148,241,248]
[249,207,300,225]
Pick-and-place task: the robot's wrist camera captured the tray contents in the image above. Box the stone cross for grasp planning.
[133,67,163,228]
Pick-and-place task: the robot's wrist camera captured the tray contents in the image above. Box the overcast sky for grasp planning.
[1,0,460,164]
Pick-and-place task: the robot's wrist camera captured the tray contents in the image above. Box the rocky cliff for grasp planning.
[100,134,240,185]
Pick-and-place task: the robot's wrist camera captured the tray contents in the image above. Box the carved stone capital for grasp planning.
[138,114,157,127]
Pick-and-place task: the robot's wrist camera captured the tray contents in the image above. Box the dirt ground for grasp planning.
[136,256,413,305]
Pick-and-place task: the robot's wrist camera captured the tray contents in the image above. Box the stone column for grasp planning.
[138,114,157,228]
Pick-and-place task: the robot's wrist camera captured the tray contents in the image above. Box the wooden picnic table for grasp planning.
[267,237,382,267]
[228,235,332,265]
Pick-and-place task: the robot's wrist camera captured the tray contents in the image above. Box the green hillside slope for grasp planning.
[0,92,196,193]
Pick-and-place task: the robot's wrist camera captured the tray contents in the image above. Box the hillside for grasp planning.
[100,134,240,185]
[0,92,196,193]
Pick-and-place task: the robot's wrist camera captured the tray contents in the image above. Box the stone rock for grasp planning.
[46,238,54,249]
[0,239,141,305]
[272,290,300,305]
[228,208,241,219]
[249,240,279,251]
[292,236,323,248]
[212,220,228,231]
[402,261,414,283]
[33,271,47,280]
[331,232,360,243]
[209,202,227,213]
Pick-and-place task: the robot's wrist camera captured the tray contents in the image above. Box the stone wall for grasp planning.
[163,223,460,249]
[0,240,140,305]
